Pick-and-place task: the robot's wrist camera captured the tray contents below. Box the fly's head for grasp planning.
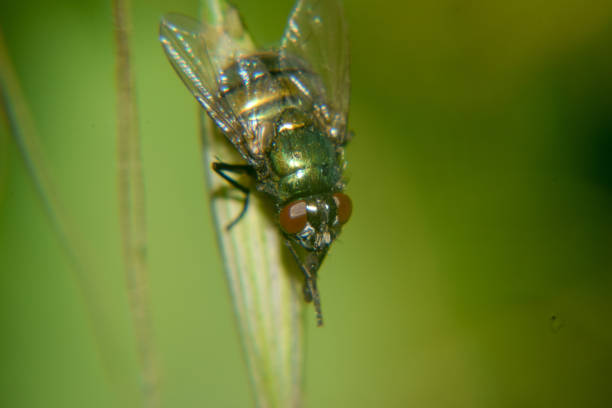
[279,192,352,273]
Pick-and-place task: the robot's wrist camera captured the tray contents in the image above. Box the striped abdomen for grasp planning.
[217,52,325,157]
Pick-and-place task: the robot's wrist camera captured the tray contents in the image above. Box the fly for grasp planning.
[159,0,352,325]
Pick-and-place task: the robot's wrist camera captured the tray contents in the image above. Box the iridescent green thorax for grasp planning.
[268,126,343,203]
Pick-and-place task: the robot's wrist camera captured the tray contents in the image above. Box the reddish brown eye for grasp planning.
[279,200,308,234]
[333,193,352,224]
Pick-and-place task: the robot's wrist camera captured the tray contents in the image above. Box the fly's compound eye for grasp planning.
[279,200,308,234]
[333,193,352,224]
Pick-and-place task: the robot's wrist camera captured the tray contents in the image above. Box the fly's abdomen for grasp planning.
[218,52,325,156]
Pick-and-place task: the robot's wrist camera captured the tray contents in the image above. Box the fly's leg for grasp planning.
[212,162,256,230]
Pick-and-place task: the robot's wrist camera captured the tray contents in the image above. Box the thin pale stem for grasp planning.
[112,1,160,407]
[205,0,224,25]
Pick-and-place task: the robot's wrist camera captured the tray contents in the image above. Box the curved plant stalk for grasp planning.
[0,98,7,199]
[0,27,132,406]
[0,28,80,275]
[198,1,305,407]
[112,0,160,407]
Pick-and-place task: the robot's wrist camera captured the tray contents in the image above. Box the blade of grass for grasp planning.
[197,2,305,407]
[0,98,8,201]
[0,26,133,407]
[0,28,80,276]
[201,117,306,408]
[112,1,160,407]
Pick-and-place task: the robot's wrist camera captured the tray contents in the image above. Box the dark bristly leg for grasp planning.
[212,162,255,230]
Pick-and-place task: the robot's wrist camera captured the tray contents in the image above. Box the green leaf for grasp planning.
[198,1,306,407]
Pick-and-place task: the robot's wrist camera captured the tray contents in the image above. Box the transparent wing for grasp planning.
[218,53,286,159]
[280,0,350,144]
[159,13,257,162]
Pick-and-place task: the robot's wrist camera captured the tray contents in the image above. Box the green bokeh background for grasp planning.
[1,0,612,407]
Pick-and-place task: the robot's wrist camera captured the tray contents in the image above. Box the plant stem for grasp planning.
[112,1,160,407]
[198,1,305,406]
[0,25,132,407]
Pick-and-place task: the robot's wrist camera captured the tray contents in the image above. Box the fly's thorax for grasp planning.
[268,125,343,203]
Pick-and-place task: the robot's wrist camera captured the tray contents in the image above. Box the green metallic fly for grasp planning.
[160,0,352,325]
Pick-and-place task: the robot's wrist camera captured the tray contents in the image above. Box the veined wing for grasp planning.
[160,12,260,163]
[280,0,350,144]
[217,53,287,159]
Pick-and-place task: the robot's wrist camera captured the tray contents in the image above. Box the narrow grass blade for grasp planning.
[111,1,160,407]
[197,1,305,407]
[0,98,8,201]
[201,116,305,408]
[0,29,79,273]
[0,26,133,406]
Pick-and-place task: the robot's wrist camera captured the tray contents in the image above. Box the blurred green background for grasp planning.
[1,0,612,407]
